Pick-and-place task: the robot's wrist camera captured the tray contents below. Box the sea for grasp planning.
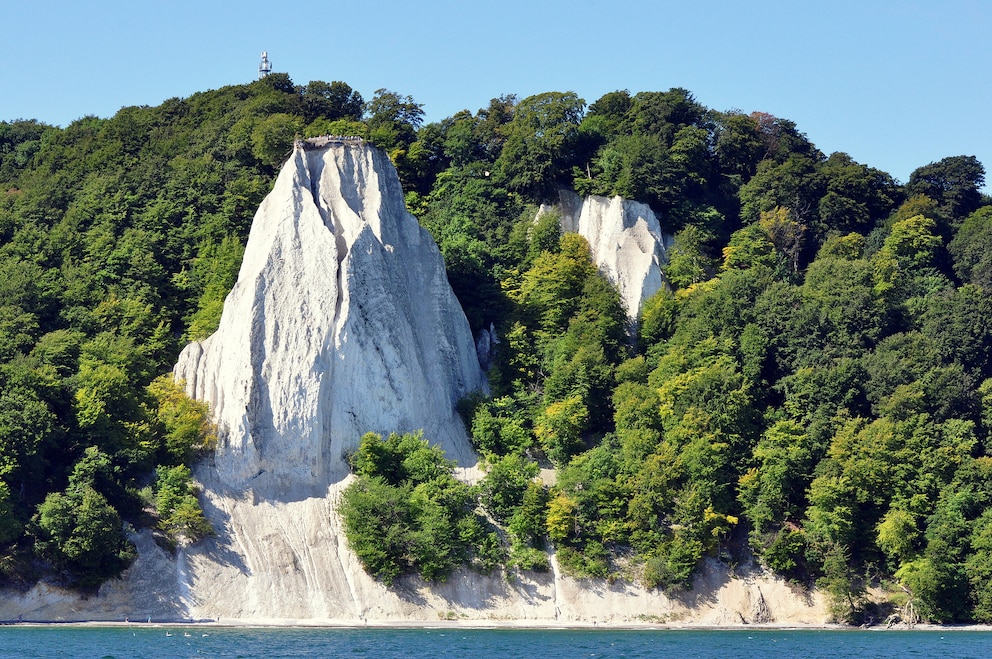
[0,626,988,658]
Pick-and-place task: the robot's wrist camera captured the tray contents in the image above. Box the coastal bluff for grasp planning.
[0,143,826,626]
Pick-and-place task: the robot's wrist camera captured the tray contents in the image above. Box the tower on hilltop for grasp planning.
[258,51,272,79]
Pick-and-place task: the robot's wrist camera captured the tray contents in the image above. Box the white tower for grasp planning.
[258,51,272,79]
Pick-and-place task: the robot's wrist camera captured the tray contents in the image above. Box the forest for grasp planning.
[1,72,991,623]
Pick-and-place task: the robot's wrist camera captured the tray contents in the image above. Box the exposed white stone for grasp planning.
[174,143,485,495]
[474,322,500,371]
[544,190,673,324]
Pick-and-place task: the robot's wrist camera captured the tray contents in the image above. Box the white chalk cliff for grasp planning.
[0,145,827,625]
[174,142,484,493]
[545,190,673,324]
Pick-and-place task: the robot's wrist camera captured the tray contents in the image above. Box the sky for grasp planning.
[5,0,989,189]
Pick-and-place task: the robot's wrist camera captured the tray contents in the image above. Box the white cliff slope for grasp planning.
[174,142,484,494]
[548,190,673,323]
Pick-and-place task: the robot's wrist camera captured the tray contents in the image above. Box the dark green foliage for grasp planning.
[664,225,718,289]
[908,155,985,223]
[365,88,424,153]
[300,81,364,123]
[762,529,808,581]
[818,152,901,236]
[477,454,539,523]
[739,154,824,238]
[0,77,312,588]
[251,113,303,168]
[643,535,705,592]
[30,447,135,589]
[341,432,501,584]
[574,88,721,228]
[712,112,762,181]
[496,91,585,199]
[949,207,992,289]
[557,541,610,578]
[338,477,415,585]
[32,486,133,589]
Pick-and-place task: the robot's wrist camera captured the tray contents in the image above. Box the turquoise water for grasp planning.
[0,626,989,658]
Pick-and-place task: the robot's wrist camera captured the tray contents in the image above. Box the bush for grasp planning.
[155,465,213,545]
[557,541,609,578]
[643,535,704,592]
[509,543,550,572]
[477,454,539,523]
[341,432,498,584]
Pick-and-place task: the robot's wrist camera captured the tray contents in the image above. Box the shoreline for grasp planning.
[3,619,990,632]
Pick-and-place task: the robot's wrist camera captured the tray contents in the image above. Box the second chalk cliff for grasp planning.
[547,190,673,324]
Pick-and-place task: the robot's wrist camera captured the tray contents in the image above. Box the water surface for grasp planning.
[0,626,988,658]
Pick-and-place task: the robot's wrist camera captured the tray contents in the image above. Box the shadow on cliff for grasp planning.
[413,568,557,612]
[121,530,196,620]
[192,493,251,576]
[670,557,741,610]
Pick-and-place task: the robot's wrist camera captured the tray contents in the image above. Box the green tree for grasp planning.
[339,477,416,585]
[496,91,585,198]
[949,206,992,289]
[155,464,212,544]
[908,155,985,223]
[871,213,942,301]
[341,432,498,583]
[365,88,424,152]
[739,419,814,541]
[664,225,717,289]
[967,508,992,621]
[722,223,776,271]
[184,235,246,341]
[0,386,55,495]
[477,453,539,523]
[251,113,303,169]
[535,395,589,466]
[148,374,216,464]
[32,483,134,589]
[300,80,364,123]
[713,111,763,181]
[817,152,901,236]
[739,154,824,229]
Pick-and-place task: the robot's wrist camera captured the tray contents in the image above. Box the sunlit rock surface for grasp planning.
[174,142,485,495]
[544,190,673,324]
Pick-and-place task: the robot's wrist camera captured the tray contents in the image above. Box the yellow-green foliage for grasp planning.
[147,374,216,464]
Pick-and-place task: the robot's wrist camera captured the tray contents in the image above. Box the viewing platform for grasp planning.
[296,135,364,150]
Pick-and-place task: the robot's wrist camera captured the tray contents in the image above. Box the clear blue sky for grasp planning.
[5,0,989,188]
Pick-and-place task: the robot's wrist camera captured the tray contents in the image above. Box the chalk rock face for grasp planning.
[546,190,673,323]
[174,143,485,494]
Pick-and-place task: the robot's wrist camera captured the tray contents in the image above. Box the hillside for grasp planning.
[1,76,991,623]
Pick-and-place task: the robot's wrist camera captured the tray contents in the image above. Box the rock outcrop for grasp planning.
[174,142,485,495]
[545,190,673,324]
